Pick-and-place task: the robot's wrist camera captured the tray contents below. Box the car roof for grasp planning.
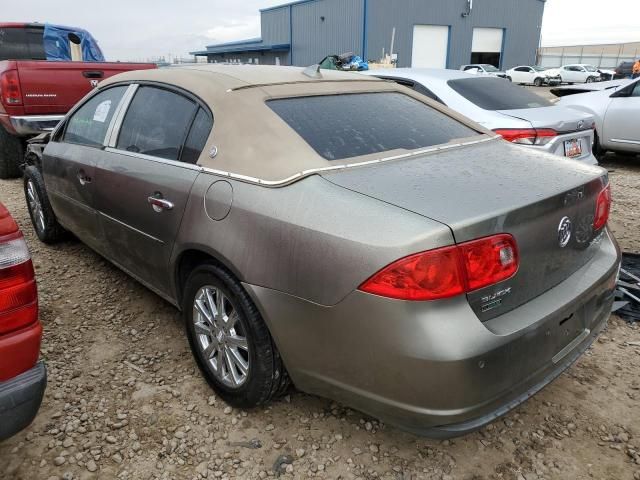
[104,64,380,91]
[366,68,477,83]
[99,65,489,186]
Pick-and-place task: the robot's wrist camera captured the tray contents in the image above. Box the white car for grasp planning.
[556,78,640,157]
[506,65,561,86]
[364,68,598,165]
[459,64,509,79]
[554,64,601,84]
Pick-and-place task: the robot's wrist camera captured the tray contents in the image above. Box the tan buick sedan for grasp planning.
[23,66,619,437]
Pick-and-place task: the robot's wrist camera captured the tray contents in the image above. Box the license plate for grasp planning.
[564,139,582,158]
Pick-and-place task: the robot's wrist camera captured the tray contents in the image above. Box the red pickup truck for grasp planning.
[0,23,156,178]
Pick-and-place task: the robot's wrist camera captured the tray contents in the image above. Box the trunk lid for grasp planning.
[15,60,156,115]
[322,139,608,320]
[495,105,594,132]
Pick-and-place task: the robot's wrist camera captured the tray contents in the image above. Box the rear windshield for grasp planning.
[448,77,553,110]
[0,26,46,61]
[267,92,476,161]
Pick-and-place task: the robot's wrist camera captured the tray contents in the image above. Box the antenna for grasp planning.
[303,64,323,79]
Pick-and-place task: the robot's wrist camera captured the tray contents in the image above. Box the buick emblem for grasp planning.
[577,120,585,130]
[558,216,572,248]
[90,80,99,88]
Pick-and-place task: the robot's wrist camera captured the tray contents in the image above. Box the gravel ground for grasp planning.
[1,139,640,478]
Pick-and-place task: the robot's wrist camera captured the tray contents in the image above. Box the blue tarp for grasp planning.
[43,24,105,62]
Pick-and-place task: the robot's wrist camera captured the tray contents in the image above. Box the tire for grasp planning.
[183,263,291,408]
[586,76,595,83]
[0,126,23,179]
[593,132,607,160]
[533,77,544,87]
[23,166,66,244]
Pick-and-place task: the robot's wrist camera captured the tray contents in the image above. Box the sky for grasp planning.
[5,0,640,61]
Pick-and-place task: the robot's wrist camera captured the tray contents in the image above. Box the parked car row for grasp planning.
[15,65,619,438]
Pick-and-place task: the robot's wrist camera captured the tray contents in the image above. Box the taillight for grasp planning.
[494,128,557,146]
[359,234,518,301]
[593,183,611,231]
[459,234,519,291]
[0,69,23,106]
[0,231,38,335]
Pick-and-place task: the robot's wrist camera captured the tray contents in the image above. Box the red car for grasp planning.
[0,202,45,441]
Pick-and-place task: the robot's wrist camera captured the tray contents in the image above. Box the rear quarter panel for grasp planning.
[172,173,454,306]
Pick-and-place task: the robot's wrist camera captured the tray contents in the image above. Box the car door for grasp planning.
[563,66,579,83]
[43,85,129,249]
[512,67,531,84]
[603,80,640,152]
[93,84,213,296]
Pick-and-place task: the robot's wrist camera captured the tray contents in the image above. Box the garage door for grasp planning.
[411,25,449,69]
[471,27,503,67]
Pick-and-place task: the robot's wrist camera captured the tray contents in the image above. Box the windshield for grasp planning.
[481,64,500,72]
[584,65,598,72]
[448,77,554,110]
[532,66,547,72]
[267,93,477,161]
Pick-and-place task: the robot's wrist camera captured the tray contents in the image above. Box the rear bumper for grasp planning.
[530,130,598,165]
[247,229,620,437]
[9,115,64,136]
[0,362,47,441]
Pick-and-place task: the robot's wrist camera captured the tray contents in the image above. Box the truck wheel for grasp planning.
[183,262,291,408]
[0,126,23,179]
[534,77,544,87]
[23,166,66,244]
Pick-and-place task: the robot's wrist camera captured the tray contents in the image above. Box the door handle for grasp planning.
[148,195,174,212]
[77,170,92,186]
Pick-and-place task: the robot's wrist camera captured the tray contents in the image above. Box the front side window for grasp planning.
[64,86,127,147]
[447,77,553,110]
[267,92,477,161]
[116,86,197,161]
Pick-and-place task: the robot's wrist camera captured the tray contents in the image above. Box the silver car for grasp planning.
[365,68,599,165]
[555,78,640,157]
[23,66,619,437]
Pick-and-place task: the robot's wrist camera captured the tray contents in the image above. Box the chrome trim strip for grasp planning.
[99,211,165,244]
[9,115,64,135]
[610,138,640,145]
[200,136,498,188]
[106,84,139,147]
[104,147,204,171]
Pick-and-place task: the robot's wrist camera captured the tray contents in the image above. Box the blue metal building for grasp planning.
[192,0,546,70]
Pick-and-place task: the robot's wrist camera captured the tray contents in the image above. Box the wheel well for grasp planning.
[175,249,239,307]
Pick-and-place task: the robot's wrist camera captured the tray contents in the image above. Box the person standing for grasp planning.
[633,59,640,79]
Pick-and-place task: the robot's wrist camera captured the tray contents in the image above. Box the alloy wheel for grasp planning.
[192,285,250,388]
[26,179,45,234]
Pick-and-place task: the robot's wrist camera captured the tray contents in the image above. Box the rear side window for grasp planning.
[0,26,46,61]
[64,86,127,147]
[447,77,553,110]
[117,87,197,161]
[181,108,213,164]
[267,92,475,161]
